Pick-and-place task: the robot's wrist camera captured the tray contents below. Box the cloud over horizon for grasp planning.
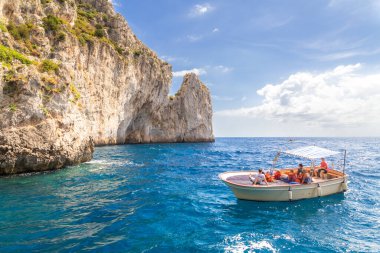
[216,64,380,128]
[172,68,207,77]
[189,3,214,17]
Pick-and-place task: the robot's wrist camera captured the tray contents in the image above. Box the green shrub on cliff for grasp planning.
[42,75,58,86]
[3,69,16,82]
[56,31,66,42]
[9,103,17,112]
[78,33,94,46]
[69,83,81,101]
[42,15,63,32]
[94,24,105,38]
[0,21,7,32]
[40,59,60,73]
[63,2,125,57]
[73,16,95,36]
[39,105,50,116]
[133,49,143,58]
[7,22,34,40]
[2,70,28,96]
[78,9,97,20]
[115,45,124,54]
[0,45,32,65]
[77,3,98,20]
[94,28,104,38]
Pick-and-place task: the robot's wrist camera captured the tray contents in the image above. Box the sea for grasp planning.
[0,138,379,252]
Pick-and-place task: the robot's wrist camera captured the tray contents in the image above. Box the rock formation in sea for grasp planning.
[0,0,214,175]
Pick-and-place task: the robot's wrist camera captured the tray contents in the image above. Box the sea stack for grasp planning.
[0,0,214,175]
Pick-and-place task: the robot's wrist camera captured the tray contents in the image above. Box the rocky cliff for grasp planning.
[0,0,214,175]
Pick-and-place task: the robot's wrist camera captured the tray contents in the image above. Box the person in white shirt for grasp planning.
[249,169,268,185]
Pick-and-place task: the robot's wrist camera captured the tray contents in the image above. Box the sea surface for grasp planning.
[0,138,379,252]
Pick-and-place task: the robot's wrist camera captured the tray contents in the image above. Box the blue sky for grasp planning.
[113,0,380,137]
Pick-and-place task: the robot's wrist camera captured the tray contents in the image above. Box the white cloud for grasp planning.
[303,36,367,52]
[301,36,380,61]
[186,34,203,42]
[108,0,120,7]
[161,55,177,62]
[315,48,380,61]
[160,55,190,64]
[214,65,233,73]
[189,3,214,17]
[172,68,206,77]
[172,65,232,78]
[182,28,218,43]
[216,64,380,128]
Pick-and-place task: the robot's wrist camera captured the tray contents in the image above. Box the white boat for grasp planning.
[219,146,348,202]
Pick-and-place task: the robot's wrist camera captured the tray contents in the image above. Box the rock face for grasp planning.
[125,73,213,143]
[0,0,214,175]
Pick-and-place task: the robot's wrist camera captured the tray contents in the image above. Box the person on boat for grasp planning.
[274,170,281,180]
[301,171,312,184]
[265,171,274,182]
[297,164,304,176]
[295,164,304,182]
[296,171,303,183]
[249,169,268,185]
[287,169,297,183]
[317,158,329,179]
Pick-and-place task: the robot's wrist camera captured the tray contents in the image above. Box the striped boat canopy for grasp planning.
[283,146,340,160]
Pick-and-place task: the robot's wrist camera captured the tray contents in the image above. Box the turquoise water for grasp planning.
[0,138,379,252]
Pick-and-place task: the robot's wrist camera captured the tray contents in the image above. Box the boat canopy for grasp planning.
[283,146,340,160]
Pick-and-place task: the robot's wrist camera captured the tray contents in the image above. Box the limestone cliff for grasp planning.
[0,0,214,175]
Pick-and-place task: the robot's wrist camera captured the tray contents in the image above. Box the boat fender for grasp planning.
[342,181,348,191]
[288,187,293,201]
[317,183,322,197]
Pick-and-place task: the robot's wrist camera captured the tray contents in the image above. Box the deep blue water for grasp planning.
[0,138,379,252]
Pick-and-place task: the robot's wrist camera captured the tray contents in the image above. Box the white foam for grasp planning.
[85,160,113,165]
[223,233,278,253]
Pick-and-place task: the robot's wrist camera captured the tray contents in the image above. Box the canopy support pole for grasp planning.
[343,149,347,175]
[310,160,315,177]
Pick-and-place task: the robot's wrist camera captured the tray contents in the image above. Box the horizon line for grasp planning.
[214,136,380,138]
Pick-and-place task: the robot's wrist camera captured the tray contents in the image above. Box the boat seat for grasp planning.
[326,171,341,179]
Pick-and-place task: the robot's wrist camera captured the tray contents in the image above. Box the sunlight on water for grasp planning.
[224,233,278,253]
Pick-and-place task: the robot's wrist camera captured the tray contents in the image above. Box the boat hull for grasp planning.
[220,172,348,202]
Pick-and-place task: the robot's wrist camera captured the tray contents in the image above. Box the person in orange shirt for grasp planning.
[296,170,303,183]
[274,170,281,180]
[287,169,297,183]
[265,172,274,182]
[317,158,329,179]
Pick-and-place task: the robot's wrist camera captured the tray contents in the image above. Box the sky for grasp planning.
[112,0,380,137]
